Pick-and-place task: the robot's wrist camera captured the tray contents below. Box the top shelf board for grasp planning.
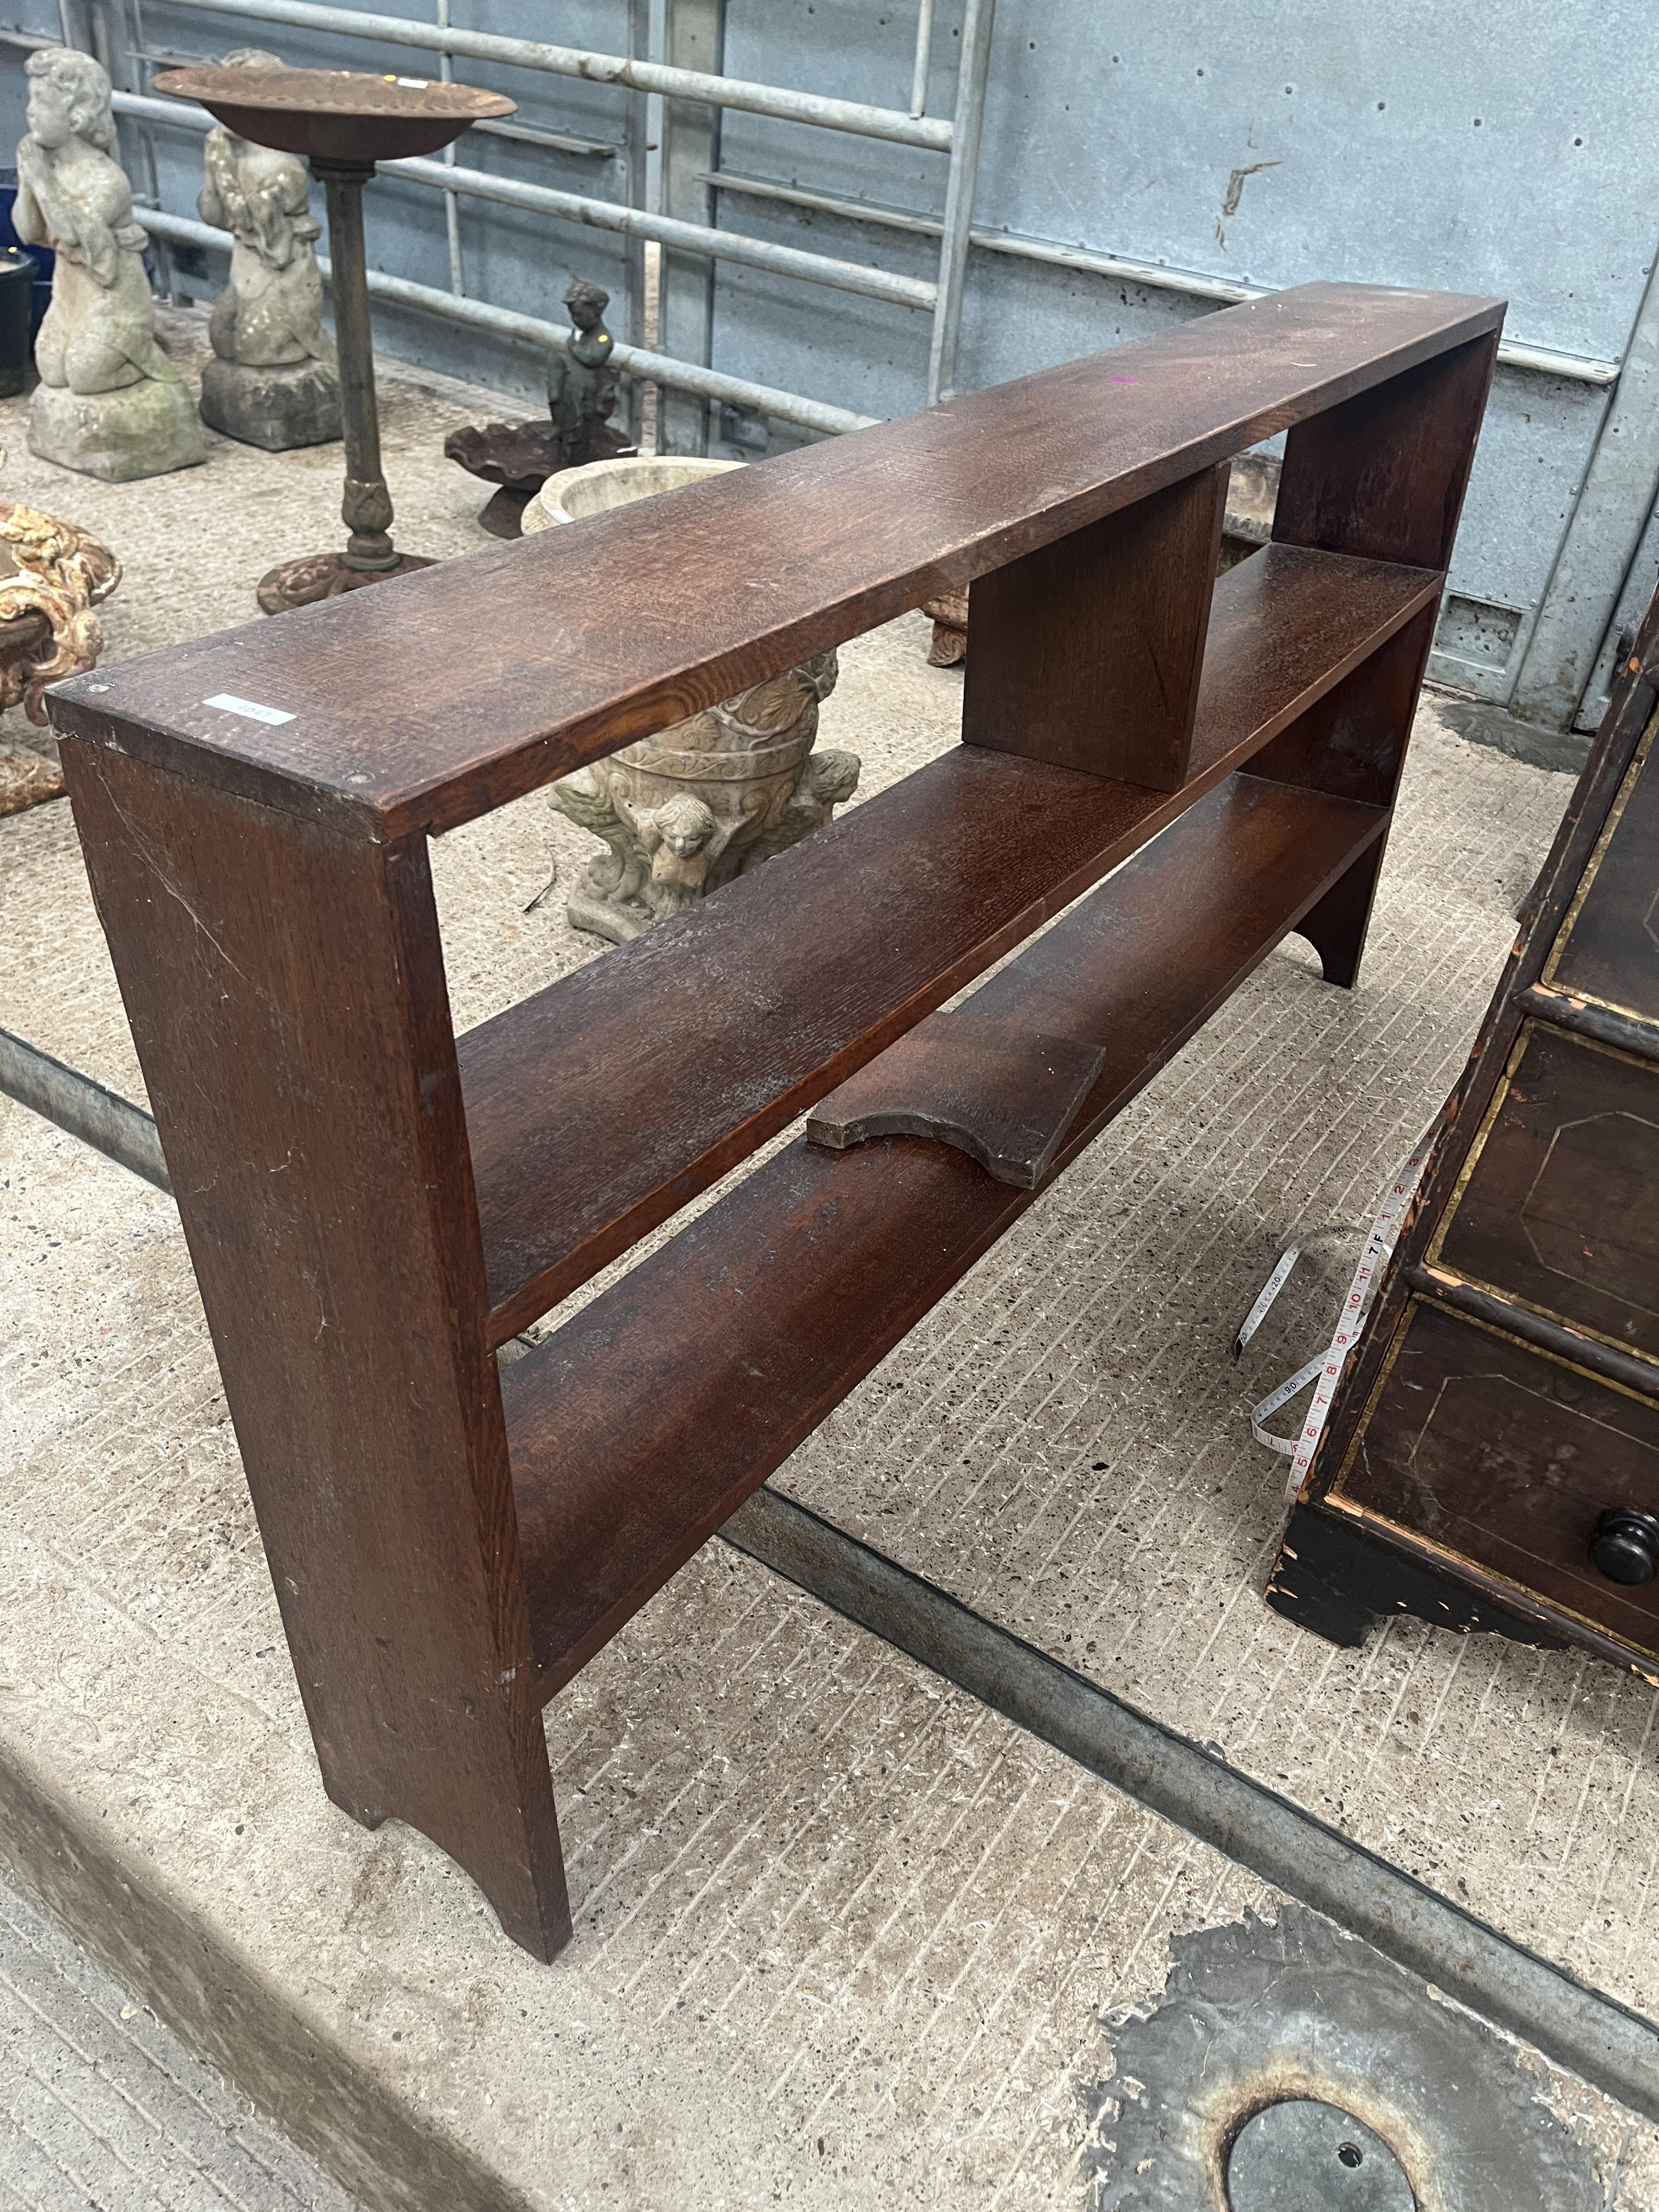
[50,283,1503,841]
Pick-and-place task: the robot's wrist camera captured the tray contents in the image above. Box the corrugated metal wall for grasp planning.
[4,1,1655,732]
[701,0,1659,732]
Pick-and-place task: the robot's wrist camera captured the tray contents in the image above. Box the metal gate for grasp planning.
[3,1,1654,733]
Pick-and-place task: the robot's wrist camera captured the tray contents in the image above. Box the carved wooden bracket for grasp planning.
[805,1012,1107,1189]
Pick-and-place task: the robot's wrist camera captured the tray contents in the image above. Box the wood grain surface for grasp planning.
[460,544,1440,1342]
[963,462,1227,789]
[55,286,1499,1954]
[805,1014,1108,1188]
[504,773,1386,1692]
[59,740,572,1962]
[48,283,1502,839]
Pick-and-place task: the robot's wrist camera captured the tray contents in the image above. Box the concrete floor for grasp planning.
[4,313,1659,2208]
[1,1870,353,2212]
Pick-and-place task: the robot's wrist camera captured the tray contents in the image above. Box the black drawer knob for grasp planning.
[1590,1509,1659,1586]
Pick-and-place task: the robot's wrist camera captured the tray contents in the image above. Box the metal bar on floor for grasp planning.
[153,0,954,151]
[131,206,878,437]
[10,1030,1659,2129]
[0,1030,170,1194]
[721,1485,1659,2128]
[927,0,996,404]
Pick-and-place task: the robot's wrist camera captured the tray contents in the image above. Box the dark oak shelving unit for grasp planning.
[52,280,1504,1961]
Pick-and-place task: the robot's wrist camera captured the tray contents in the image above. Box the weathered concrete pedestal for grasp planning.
[27,377,205,484]
[199,354,340,451]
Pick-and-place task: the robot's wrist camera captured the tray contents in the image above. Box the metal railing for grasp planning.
[157,0,955,149]
[111,89,939,312]
[67,0,997,430]
[699,169,1626,391]
[14,0,1626,457]
[133,202,877,438]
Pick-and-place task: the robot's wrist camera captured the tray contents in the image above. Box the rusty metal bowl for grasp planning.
[151,65,515,166]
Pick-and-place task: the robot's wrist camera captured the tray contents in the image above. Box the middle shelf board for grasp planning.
[460,542,1437,1344]
[500,769,1388,1696]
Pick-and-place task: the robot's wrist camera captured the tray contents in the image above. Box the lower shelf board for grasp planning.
[503,770,1388,1696]
[462,543,1438,1344]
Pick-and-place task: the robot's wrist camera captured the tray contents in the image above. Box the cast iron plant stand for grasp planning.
[155,65,514,613]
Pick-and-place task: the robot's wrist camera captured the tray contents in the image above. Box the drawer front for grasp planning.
[1432,1022,1659,1358]
[1544,710,1659,1024]
[1334,1299,1659,1657]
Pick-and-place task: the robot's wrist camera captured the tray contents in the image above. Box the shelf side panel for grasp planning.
[963,462,1228,789]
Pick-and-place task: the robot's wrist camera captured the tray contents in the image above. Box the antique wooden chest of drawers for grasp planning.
[1269,586,1659,1675]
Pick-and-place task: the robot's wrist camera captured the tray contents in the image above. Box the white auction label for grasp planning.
[203,694,296,727]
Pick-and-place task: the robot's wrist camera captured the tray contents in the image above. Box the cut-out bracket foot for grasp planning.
[805,1012,1106,1189]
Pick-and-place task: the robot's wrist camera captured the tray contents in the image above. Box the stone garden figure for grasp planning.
[548,278,624,467]
[15,48,205,481]
[444,274,631,536]
[523,456,860,944]
[196,49,340,450]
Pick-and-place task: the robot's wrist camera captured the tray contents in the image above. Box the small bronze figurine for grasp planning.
[444,276,633,538]
[548,278,624,462]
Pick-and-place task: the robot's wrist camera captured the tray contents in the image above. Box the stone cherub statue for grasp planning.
[444,275,631,536]
[548,650,860,944]
[196,48,340,450]
[14,47,205,481]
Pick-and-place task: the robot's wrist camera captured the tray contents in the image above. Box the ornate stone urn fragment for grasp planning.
[14,48,205,481]
[524,457,860,946]
[0,448,119,812]
[921,584,968,665]
[195,48,341,450]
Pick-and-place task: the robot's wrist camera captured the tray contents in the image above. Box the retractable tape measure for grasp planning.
[1236,1120,1441,1503]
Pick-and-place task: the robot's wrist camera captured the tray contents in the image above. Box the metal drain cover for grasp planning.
[1227,2099,1414,2210]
